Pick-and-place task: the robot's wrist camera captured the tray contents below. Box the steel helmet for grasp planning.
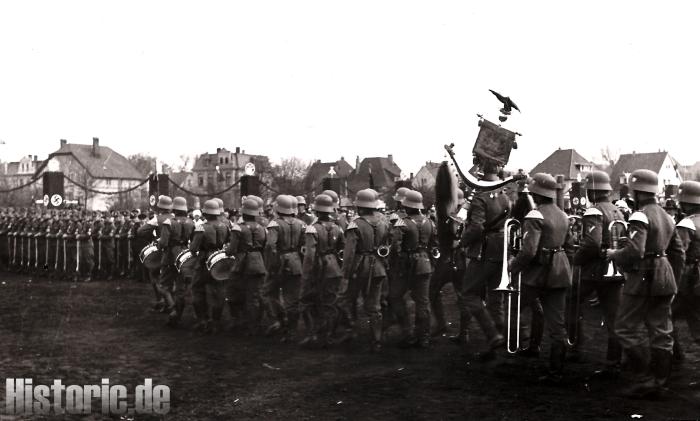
[202,199,221,216]
[313,194,335,213]
[528,173,558,199]
[678,180,700,205]
[157,195,173,211]
[172,196,188,212]
[402,190,424,210]
[629,169,659,194]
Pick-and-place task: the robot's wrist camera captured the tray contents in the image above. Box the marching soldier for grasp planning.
[461,166,511,355]
[322,189,348,231]
[154,196,180,324]
[226,198,268,336]
[162,196,195,326]
[509,173,573,381]
[430,189,470,341]
[264,195,306,342]
[390,190,436,348]
[606,169,684,397]
[298,194,345,347]
[296,196,315,225]
[569,170,626,369]
[190,199,227,333]
[672,180,700,362]
[337,189,391,352]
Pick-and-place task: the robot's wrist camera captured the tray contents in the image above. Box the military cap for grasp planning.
[212,197,224,211]
[584,170,612,191]
[393,187,410,202]
[296,196,307,206]
[354,189,378,209]
[629,169,659,194]
[528,173,558,199]
[157,195,173,211]
[678,180,700,205]
[241,198,260,216]
[172,196,188,212]
[402,190,424,210]
[313,194,334,213]
[202,199,221,216]
[275,195,296,215]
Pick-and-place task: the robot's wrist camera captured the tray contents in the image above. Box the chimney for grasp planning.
[60,139,67,148]
[216,148,222,153]
[388,154,393,165]
[356,155,360,169]
[235,147,240,154]
[409,172,414,179]
[33,155,37,162]
[92,137,99,157]
[242,150,245,154]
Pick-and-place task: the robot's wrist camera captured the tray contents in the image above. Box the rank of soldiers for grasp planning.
[1,168,698,400]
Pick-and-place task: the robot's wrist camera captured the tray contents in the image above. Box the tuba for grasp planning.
[430,247,441,259]
[376,245,390,258]
[604,220,628,280]
[495,218,522,354]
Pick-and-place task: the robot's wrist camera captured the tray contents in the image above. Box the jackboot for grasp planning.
[651,348,673,388]
[672,334,685,364]
[620,347,657,398]
[449,314,471,345]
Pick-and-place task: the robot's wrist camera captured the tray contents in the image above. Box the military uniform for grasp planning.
[509,174,573,377]
[299,194,345,346]
[337,189,391,351]
[75,216,95,281]
[162,197,195,325]
[390,190,436,347]
[608,169,684,396]
[461,187,511,348]
[570,171,626,365]
[227,198,268,335]
[264,195,306,341]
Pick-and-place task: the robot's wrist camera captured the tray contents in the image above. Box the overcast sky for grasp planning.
[1,1,699,176]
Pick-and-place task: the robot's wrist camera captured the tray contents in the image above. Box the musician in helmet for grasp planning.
[322,189,347,230]
[298,193,345,348]
[508,173,573,381]
[606,169,684,398]
[190,199,228,333]
[670,180,700,363]
[296,195,315,225]
[161,196,194,326]
[226,198,268,336]
[430,188,471,341]
[336,189,391,352]
[460,163,511,354]
[263,195,306,342]
[569,170,626,370]
[390,190,437,348]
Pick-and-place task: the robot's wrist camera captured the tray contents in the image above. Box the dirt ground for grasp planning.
[1,272,700,421]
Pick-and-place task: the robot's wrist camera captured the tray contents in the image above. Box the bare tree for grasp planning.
[271,157,312,196]
[128,153,157,177]
[600,146,620,166]
[177,154,194,172]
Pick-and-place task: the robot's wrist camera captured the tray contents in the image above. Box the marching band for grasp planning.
[0,168,697,399]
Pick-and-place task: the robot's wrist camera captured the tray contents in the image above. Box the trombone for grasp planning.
[604,220,628,280]
[566,214,584,347]
[494,218,522,354]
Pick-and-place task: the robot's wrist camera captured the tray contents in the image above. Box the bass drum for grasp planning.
[175,249,197,277]
[206,250,235,281]
[139,243,163,270]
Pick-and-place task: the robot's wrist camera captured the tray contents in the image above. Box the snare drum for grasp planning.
[139,243,163,270]
[175,249,196,277]
[206,250,235,281]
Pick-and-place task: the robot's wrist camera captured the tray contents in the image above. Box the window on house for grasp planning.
[207,174,213,186]
[225,158,229,164]
[220,157,224,164]
[198,176,204,186]
[226,173,231,184]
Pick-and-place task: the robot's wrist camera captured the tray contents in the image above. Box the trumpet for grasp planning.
[566,214,584,346]
[495,218,522,354]
[377,245,390,258]
[431,247,441,259]
[604,220,628,280]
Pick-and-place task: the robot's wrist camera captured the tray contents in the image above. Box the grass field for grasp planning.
[1,272,699,420]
